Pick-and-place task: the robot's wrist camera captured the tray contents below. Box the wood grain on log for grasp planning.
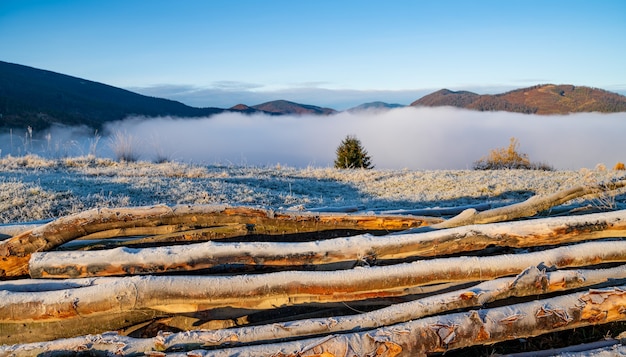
[5,264,624,353]
[0,205,441,278]
[29,210,626,278]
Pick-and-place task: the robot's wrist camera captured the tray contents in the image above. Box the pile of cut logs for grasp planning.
[1,180,626,356]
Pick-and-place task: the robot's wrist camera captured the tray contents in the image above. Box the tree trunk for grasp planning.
[435,179,626,229]
[163,286,626,357]
[4,241,626,326]
[5,264,625,354]
[0,206,441,278]
[29,210,626,278]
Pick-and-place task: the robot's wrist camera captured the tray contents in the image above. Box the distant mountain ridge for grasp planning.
[251,100,336,115]
[411,85,626,114]
[2,60,626,131]
[347,101,404,113]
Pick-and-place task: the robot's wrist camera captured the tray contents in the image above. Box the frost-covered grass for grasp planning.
[1,155,625,224]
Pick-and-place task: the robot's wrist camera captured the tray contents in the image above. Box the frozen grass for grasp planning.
[1,155,625,224]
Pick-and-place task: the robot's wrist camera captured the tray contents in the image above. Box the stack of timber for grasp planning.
[1,179,626,356]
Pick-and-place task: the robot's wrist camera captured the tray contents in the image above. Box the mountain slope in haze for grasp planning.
[229,104,269,114]
[251,100,337,115]
[347,101,404,113]
[411,85,626,114]
[0,61,225,130]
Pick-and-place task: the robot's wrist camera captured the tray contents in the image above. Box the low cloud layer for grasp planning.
[108,107,626,170]
[2,107,625,170]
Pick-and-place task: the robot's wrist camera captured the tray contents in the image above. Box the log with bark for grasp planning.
[2,240,626,344]
[4,264,625,355]
[27,210,626,278]
[0,206,441,278]
[433,178,626,229]
[161,285,626,357]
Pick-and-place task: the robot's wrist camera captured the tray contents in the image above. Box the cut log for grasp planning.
[10,284,626,356]
[6,241,626,325]
[0,205,441,278]
[159,286,626,356]
[29,210,626,278]
[435,179,626,229]
[5,264,625,354]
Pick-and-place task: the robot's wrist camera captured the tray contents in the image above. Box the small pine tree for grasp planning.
[334,135,373,169]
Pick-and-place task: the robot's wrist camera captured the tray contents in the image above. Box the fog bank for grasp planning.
[2,107,625,170]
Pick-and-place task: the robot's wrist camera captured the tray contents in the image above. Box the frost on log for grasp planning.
[0,178,626,356]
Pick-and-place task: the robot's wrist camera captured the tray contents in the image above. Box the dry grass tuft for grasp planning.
[473,137,553,171]
[108,130,140,162]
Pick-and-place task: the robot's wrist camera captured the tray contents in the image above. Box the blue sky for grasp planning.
[2,0,625,109]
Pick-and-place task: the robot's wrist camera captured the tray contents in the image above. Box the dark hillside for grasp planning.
[0,61,224,130]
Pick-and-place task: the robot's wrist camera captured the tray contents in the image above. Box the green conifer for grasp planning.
[334,135,373,169]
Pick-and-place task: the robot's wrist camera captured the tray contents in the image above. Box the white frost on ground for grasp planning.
[1,155,625,224]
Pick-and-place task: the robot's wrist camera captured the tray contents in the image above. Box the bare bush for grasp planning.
[473,137,553,171]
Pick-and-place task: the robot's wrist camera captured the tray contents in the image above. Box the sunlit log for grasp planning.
[5,265,625,354]
[435,179,626,229]
[0,205,440,277]
[163,286,626,357]
[3,241,626,328]
[29,210,626,278]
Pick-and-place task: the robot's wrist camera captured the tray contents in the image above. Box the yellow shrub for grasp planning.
[614,162,626,170]
[474,137,537,170]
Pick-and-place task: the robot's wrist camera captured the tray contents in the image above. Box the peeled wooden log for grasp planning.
[29,210,626,278]
[6,264,625,355]
[160,285,626,357]
[0,205,441,278]
[5,241,626,326]
[435,179,626,229]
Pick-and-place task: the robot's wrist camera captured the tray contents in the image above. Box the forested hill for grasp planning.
[410,84,626,114]
[0,61,224,130]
